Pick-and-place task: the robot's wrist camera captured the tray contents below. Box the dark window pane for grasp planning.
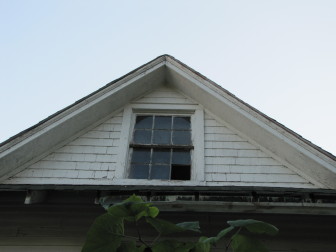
[131,149,151,164]
[135,116,153,129]
[153,130,171,145]
[133,130,152,144]
[129,164,149,179]
[154,116,172,129]
[171,165,191,180]
[172,150,191,165]
[173,117,190,130]
[172,130,191,145]
[152,149,171,164]
[150,165,170,179]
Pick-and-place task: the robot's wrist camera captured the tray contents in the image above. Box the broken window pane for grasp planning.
[171,165,191,180]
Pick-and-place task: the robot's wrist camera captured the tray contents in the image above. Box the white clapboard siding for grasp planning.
[9,112,123,183]
[132,87,198,105]
[6,87,317,188]
[204,112,316,188]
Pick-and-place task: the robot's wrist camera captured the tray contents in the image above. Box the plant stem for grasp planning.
[225,227,242,252]
[152,233,161,246]
[135,220,150,248]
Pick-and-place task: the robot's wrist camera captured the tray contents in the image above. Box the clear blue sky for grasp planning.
[1,1,335,155]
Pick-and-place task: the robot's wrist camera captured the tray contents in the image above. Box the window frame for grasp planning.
[115,103,204,184]
[129,114,193,180]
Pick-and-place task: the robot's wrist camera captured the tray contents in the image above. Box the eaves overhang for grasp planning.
[2,185,336,216]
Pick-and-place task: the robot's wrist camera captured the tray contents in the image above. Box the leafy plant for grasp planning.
[82,195,278,252]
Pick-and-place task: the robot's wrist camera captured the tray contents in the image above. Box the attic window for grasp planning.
[129,115,192,180]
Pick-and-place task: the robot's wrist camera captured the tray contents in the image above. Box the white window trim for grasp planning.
[115,103,205,184]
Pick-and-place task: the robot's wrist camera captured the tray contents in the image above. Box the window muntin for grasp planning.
[129,115,192,180]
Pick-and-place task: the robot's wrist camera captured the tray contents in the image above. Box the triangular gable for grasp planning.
[0,55,335,189]
[3,87,317,188]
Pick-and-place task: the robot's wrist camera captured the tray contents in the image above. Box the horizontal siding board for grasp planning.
[6,176,117,184]
[133,97,196,105]
[205,149,238,157]
[239,174,308,183]
[106,146,118,155]
[205,141,258,149]
[205,157,280,166]
[25,161,115,171]
[205,149,269,158]
[204,126,234,134]
[204,133,243,142]
[204,119,223,127]
[206,181,316,188]
[205,165,296,174]
[235,157,281,166]
[80,131,121,140]
[29,161,77,170]
[56,146,107,154]
[237,149,269,157]
[133,88,197,105]
[67,138,115,147]
[80,131,111,139]
[138,89,186,98]
[12,169,113,179]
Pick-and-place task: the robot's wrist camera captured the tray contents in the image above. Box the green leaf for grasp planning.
[148,206,160,218]
[228,219,279,236]
[107,195,159,222]
[192,236,211,252]
[82,213,124,252]
[152,240,194,252]
[176,222,201,233]
[202,226,234,245]
[146,218,200,235]
[231,234,269,252]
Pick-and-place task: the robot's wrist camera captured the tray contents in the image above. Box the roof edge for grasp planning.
[165,55,336,162]
[1,54,335,164]
[0,55,168,152]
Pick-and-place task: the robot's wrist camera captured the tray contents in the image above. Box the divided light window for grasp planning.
[129,115,192,180]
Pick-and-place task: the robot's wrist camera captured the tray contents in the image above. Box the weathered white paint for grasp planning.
[2,87,319,188]
[203,112,317,188]
[7,113,123,183]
